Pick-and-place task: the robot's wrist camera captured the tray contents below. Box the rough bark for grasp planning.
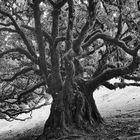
[39,79,103,140]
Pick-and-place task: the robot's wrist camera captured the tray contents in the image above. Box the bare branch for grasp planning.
[51,9,60,42]
[33,1,48,75]
[82,32,135,56]
[0,27,16,32]
[47,0,56,7]
[112,82,140,89]
[87,56,140,92]
[0,10,37,58]
[122,35,133,44]
[84,29,102,44]
[120,29,130,39]
[21,25,53,45]
[0,22,13,26]
[56,36,66,43]
[17,81,46,104]
[0,67,34,82]
[48,0,67,8]
[102,82,116,90]
[116,14,122,38]
[65,0,74,51]
[123,82,140,87]
[0,99,51,121]
[56,0,68,9]
[115,12,122,39]
[73,20,90,55]
[0,48,37,63]
[81,44,104,58]
[123,75,140,82]
[103,81,140,90]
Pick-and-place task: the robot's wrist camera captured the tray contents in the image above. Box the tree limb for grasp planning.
[84,29,102,44]
[102,82,116,90]
[0,27,16,32]
[0,67,34,82]
[65,0,74,51]
[0,10,37,58]
[103,81,140,90]
[33,1,48,76]
[51,9,60,42]
[87,56,140,92]
[123,75,140,82]
[122,82,140,87]
[0,100,51,121]
[47,0,56,7]
[56,0,68,9]
[0,22,13,26]
[115,11,122,39]
[82,32,135,56]
[73,20,90,55]
[17,81,46,104]
[21,24,53,45]
[0,48,37,63]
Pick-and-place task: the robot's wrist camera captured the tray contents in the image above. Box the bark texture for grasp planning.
[41,76,103,140]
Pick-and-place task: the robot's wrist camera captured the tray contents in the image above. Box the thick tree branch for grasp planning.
[95,64,116,77]
[48,0,67,8]
[51,9,60,43]
[73,20,90,55]
[33,1,48,76]
[0,10,37,58]
[65,0,74,51]
[87,56,140,92]
[50,3,63,94]
[82,32,135,56]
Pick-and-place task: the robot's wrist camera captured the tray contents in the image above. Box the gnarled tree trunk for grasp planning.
[41,79,103,140]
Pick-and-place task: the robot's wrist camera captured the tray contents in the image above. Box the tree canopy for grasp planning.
[0,0,140,135]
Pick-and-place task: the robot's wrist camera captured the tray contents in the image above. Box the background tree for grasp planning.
[0,0,140,139]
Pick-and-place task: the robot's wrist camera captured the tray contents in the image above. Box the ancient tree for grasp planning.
[0,0,140,139]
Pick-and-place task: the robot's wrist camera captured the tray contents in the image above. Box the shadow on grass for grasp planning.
[0,124,43,140]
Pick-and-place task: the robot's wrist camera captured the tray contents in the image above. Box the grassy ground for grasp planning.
[1,86,140,140]
[2,115,140,140]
